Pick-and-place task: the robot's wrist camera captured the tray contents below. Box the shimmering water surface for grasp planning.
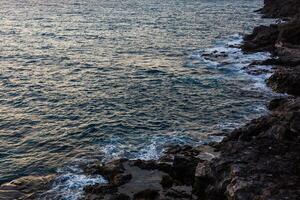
[1,0,273,187]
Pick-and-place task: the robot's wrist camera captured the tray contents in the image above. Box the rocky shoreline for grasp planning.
[79,1,300,199]
[1,1,299,199]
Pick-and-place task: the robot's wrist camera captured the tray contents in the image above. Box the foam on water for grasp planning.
[195,34,274,92]
[40,165,107,200]
[98,134,199,162]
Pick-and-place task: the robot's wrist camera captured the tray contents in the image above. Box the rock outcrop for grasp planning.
[242,2,300,96]
[259,0,300,19]
[192,1,300,199]
[194,97,300,200]
[82,145,218,200]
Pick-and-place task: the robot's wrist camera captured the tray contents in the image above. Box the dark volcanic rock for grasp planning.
[193,97,300,200]
[112,173,132,186]
[110,193,131,200]
[260,0,300,18]
[165,186,192,199]
[171,155,199,185]
[267,66,300,96]
[242,1,300,96]
[242,25,279,52]
[82,151,208,200]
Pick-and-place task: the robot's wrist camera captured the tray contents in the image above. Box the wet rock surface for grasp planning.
[82,145,219,200]
[194,97,300,200]
[242,1,300,96]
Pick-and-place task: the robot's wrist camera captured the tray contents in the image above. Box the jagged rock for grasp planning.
[84,184,117,195]
[242,25,279,52]
[97,159,126,177]
[192,96,300,199]
[260,0,300,18]
[267,66,300,96]
[171,155,198,185]
[267,97,289,110]
[133,189,159,200]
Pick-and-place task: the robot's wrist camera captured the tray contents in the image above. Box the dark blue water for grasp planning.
[0,0,276,198]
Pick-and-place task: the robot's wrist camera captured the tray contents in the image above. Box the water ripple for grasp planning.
[0,1,277,198]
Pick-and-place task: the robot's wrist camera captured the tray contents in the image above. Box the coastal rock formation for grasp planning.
[242,24,279,52]
[82,145,218,200]
[192,1,300,199]
[267,66,300,96]
[194,97,300,200]
[260,0,300,18]
[242,1,300,96]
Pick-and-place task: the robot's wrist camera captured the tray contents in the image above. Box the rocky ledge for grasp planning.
[242,0,300,96]
[82,145,218,200]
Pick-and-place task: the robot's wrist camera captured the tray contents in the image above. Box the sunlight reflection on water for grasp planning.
[0,0,275,186]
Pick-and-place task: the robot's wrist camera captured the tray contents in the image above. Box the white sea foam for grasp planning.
[136,140,162,160]
[196,34,275,93]
[40,165,107,200]
[99,144,126,162]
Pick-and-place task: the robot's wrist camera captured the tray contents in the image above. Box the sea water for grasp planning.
[0,0,275,199]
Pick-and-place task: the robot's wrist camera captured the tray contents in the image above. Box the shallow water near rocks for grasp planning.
[0,0,276,199]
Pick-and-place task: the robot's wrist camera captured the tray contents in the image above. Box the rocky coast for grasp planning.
[79,1,300,199]
[0,0,299,199]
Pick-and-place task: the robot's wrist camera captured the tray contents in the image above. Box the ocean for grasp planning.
[0,0,275,199]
